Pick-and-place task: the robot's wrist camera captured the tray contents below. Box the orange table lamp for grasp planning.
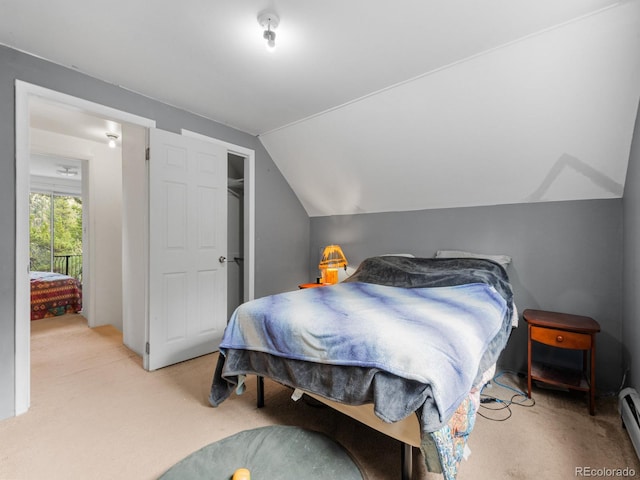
[319,245,348,285]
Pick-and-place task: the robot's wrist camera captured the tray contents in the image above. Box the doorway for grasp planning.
[27,99,131,330]
[14,80,256,416]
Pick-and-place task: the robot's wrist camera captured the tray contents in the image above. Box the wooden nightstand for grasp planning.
[298,283,325,289]
[524,309,600,415]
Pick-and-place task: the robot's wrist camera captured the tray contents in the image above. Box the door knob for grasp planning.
[219,256,226,263]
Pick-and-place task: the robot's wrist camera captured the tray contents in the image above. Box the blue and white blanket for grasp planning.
[219,281,505,427]
[211,256,514,433]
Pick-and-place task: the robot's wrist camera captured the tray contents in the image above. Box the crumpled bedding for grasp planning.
[209,256,515,479]
[343,256,514,384]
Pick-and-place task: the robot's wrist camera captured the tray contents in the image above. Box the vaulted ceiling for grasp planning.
[2,0,639,216]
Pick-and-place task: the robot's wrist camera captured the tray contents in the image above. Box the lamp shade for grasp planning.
[318,245,348,284]
[319,245,348,269]
[318,245,347,285]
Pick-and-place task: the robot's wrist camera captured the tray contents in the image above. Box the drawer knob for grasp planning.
[556,335,564,343]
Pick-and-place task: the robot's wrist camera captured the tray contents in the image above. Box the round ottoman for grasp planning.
[159,425,364,480]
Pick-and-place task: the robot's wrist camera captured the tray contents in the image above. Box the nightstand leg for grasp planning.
[589,336,596,415]
[527,325,532,398]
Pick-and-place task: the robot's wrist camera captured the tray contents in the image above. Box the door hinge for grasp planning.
[145,342,150,354]
[145,147,150,161]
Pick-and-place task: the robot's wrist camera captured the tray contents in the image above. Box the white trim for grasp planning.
[14,80,156,416]
[181,129,255,302]
[16,81,157,129]
[29,178,83,197]
[15,82,30,416]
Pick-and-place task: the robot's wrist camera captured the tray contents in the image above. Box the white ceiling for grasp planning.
[30,153,82,181]
[30,100,122,146]
[27,99,120,182]
[3,0,639,216]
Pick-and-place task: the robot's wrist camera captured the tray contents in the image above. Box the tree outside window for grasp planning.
[30,192,83,281]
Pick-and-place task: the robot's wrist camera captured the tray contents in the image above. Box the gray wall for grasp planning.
[0,45,310,419]
[623,100,640,393]
[311,198,623,393]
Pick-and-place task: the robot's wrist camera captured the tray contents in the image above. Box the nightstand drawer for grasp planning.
[530,325,592,350]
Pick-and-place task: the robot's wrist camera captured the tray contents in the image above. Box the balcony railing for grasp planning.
[54,254,82,282]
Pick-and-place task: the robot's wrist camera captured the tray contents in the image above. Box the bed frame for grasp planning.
[256,376,420,480]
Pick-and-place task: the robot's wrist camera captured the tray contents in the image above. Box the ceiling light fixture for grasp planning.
[57,165,79,177]
[106,132,119,148]
[258,11,279,51]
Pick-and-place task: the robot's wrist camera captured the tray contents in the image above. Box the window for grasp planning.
[30,192,83,281]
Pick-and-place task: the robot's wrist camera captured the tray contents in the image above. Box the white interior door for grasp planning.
[147,128,227,371]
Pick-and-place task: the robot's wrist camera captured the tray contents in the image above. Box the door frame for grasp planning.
[181,129,255,304]
[14,81,157,415]
[15,81,257,416]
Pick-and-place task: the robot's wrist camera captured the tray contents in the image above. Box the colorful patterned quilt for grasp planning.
[30,271,82,320]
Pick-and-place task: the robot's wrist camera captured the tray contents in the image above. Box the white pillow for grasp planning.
[434,250,511,268]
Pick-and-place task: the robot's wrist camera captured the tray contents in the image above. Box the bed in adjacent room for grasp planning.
[30,271,83,321]
[209,255,516,480]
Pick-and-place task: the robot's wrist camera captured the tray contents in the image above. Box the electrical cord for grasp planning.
[477,371,535,421]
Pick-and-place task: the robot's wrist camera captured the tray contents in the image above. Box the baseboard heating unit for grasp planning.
[619,387,640,461]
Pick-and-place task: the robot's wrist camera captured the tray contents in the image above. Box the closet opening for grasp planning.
[227,153,245,319]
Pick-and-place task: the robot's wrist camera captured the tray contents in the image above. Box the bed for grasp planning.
[30,271,83,321]
[209,256,516,479]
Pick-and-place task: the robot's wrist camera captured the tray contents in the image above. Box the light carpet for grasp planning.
[0,315,638,480]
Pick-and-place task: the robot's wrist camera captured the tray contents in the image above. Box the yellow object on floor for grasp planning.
[232,468,250,480]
